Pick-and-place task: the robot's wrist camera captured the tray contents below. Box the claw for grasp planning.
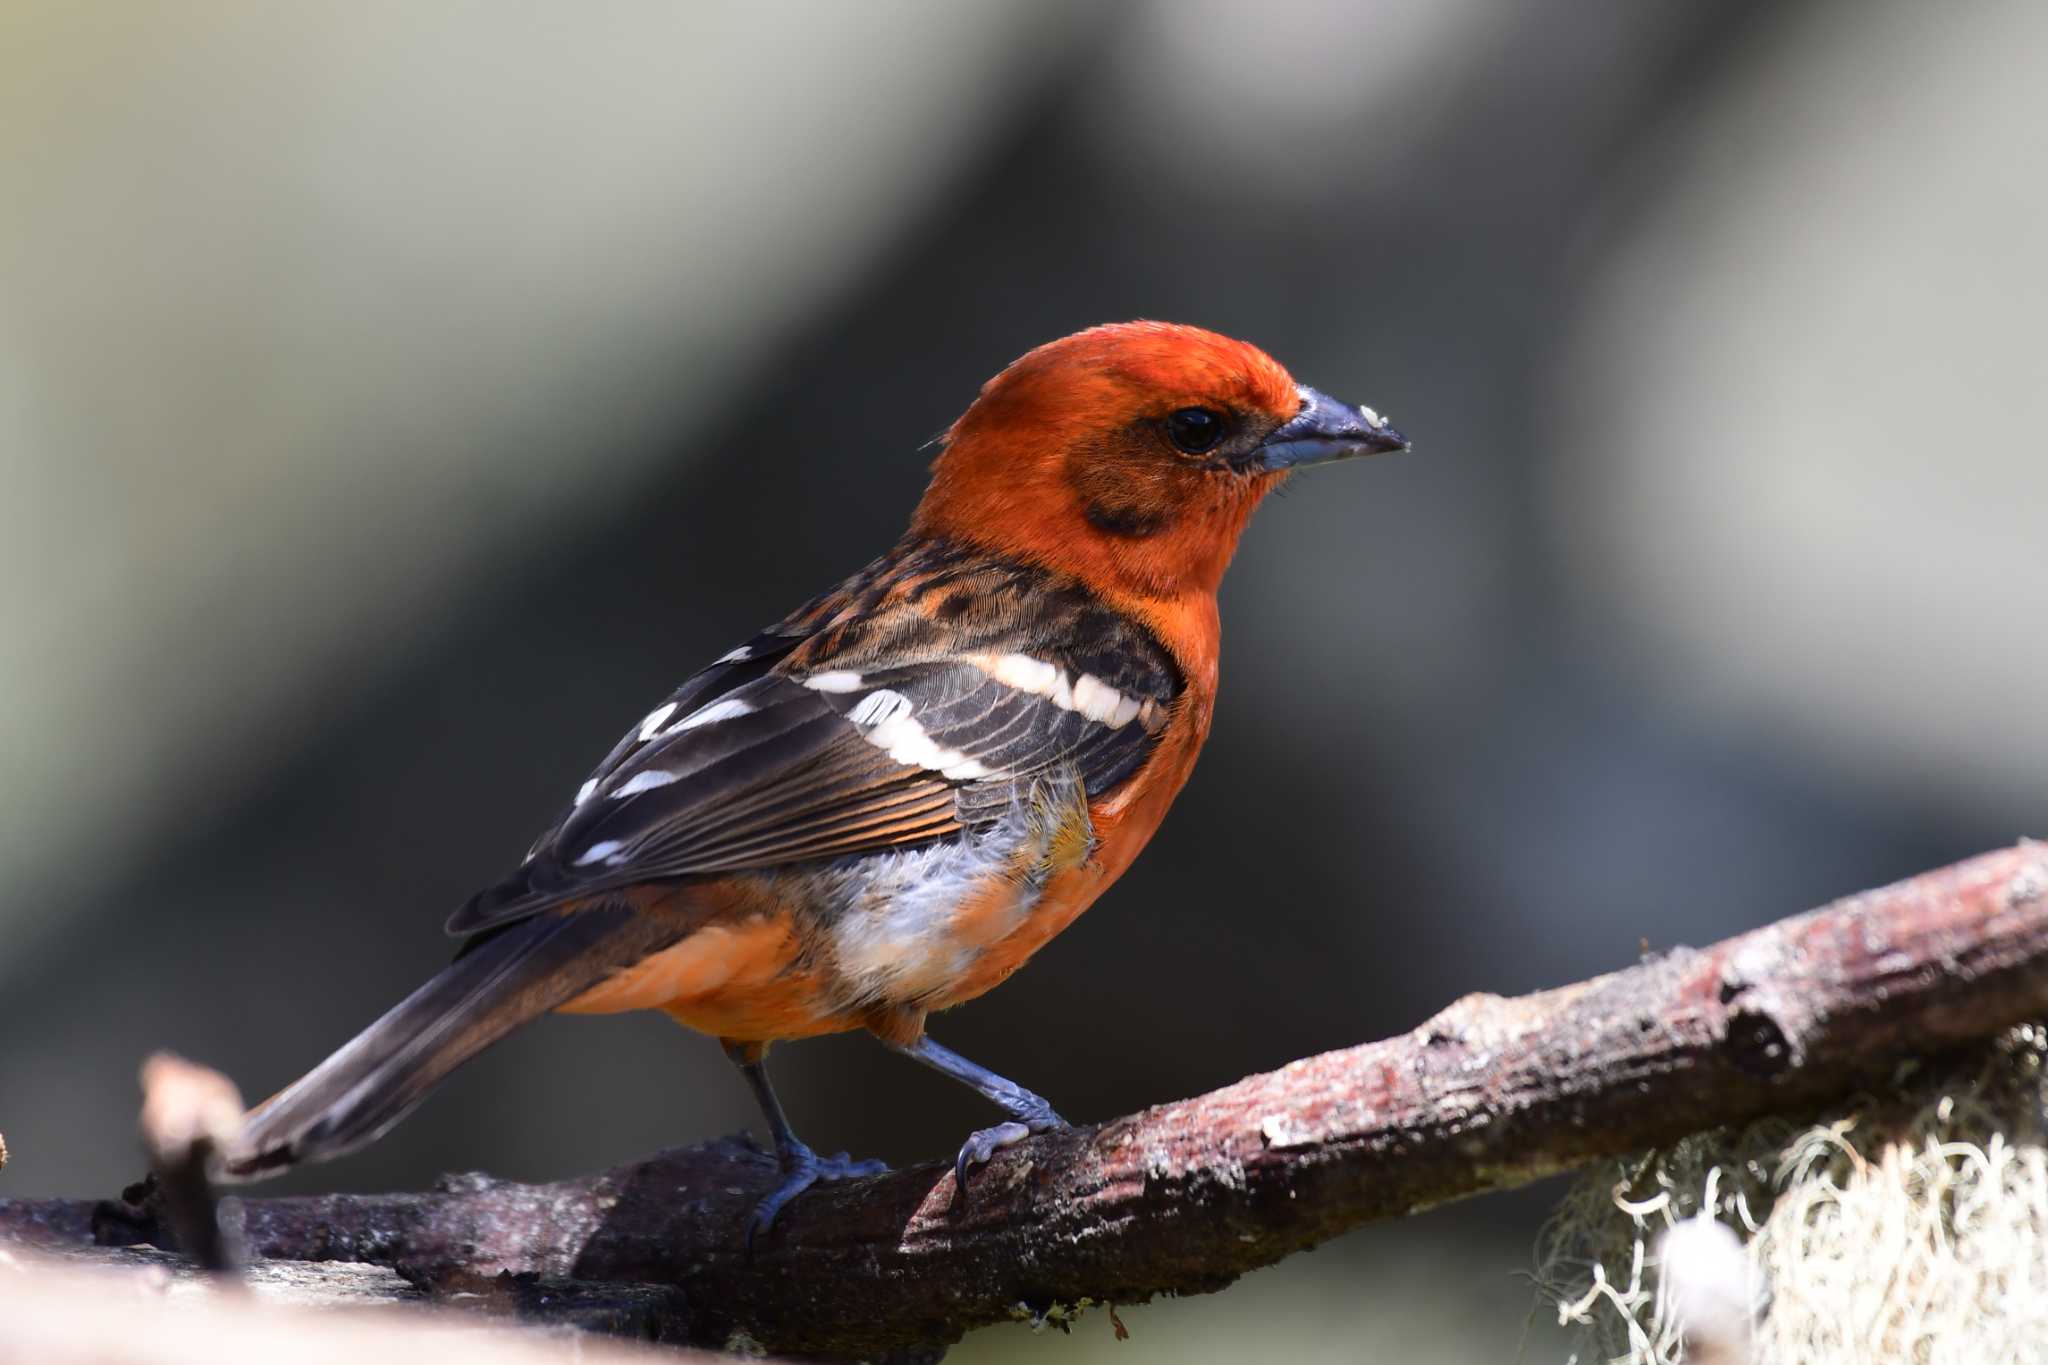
[745,1143,890,1250]
[949,1113,1067,1213]
[884,1034,1072,1214]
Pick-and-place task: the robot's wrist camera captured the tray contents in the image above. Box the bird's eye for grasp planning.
[1165,407,1226,455]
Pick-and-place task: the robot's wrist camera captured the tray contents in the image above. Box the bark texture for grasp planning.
[4,842,2044,1359]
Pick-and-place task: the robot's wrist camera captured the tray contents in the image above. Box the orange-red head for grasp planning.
[913,321,1405,604]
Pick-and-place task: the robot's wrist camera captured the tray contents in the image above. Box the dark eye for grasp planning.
[1165,407,1226,454]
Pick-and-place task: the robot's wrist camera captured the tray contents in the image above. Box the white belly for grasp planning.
[814,775,1086,1008]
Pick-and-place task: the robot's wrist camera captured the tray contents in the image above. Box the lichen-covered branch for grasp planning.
[136,1052,246,1273]
[0,1248,706,1365]
[5,843,2045,1359]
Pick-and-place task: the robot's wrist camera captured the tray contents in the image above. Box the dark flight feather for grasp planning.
[224,903,661,1178]
[448,541,1183,937]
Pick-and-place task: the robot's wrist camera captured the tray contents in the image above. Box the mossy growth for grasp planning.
[1535,1025,2048,1364]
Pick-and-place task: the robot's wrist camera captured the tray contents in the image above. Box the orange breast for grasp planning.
[929,691,1211,1009]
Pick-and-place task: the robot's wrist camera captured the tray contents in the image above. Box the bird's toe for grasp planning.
[745,1142,889,1249]
[949,1112,1067,1212]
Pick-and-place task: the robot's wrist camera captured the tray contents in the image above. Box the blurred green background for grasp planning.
[3,2,2043,1359]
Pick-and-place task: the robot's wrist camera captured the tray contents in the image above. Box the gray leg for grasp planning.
[890,1035,1068,1202]
[724,1042,887,1245]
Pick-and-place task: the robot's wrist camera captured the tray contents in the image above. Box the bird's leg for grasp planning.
[889,1034,1068,1207]
[722,1040,887,1245]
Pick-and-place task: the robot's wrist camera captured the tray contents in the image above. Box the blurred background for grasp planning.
[3,1,2042,1359]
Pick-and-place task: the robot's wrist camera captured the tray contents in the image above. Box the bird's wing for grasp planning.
[447,545,1181,937]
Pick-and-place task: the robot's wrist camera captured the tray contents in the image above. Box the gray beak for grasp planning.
[1256,385,1409,470]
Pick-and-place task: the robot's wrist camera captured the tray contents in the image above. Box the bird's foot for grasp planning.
[951,1107,1067,1212]
[747,1140,889,1249]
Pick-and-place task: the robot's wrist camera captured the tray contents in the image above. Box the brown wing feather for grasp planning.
[448,539,1181,938]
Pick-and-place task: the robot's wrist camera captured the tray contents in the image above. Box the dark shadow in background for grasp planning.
[0,9,2007,1354]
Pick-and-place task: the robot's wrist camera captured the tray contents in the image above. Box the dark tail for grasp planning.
[223,905,641,1180]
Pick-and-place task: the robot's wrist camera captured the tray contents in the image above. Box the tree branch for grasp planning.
[0,1248,712,1365]
[6,842,2046,1358]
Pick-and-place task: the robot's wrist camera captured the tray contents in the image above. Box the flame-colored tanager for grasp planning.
[227,321,1407,1235]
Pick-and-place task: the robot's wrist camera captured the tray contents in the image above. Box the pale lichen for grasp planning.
[1535,1025,2048,1364]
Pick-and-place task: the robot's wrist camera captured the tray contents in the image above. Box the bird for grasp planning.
[223,320,1408,1238]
